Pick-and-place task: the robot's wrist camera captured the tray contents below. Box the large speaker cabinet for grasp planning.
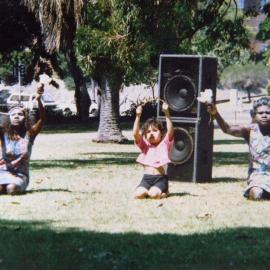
[157,54,217,182]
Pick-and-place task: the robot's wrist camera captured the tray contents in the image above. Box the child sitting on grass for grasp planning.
[133,102,174,199]
[0,83,45,195]
[207,96,270,200]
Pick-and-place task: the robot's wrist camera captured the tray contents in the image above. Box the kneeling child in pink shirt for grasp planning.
[133,102,174,199]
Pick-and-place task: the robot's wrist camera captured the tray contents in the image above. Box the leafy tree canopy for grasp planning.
[257,3,270,41]
[256,3,270,68]
[76,0,251,86]
[0,49,34,85]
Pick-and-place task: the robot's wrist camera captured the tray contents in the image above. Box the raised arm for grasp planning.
[207,103,250,139]
[162,102,174,140]
[29,83,46,137]
[133,105,143,143]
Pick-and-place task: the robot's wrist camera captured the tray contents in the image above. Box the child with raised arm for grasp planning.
[0,83,46,195]
[207,96,270,200]
[133,102,174,199]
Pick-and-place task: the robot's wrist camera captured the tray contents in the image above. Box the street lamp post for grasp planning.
[18,63,25,106]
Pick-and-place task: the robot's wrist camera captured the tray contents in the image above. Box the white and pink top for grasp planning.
[135,134,174,168]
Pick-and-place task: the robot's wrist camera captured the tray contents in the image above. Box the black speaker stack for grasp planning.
[157,54,217,182]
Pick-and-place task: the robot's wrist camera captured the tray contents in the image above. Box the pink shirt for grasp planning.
[135,134,174,168]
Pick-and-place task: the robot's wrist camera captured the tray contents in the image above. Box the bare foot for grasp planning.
[160,192,169,199]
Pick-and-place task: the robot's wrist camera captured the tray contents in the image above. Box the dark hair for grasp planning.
[253,96,270,112]
[142,117,165,137]
[250,108,255,119]
[4,106,31,140]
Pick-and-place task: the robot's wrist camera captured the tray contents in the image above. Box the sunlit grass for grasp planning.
[0,128,269,269]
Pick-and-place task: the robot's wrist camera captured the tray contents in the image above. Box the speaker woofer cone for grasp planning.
[169,127,194,165]
[164,75,196,112]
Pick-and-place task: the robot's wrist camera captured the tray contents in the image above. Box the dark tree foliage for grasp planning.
[0,0,41,85]
[256,3,270,67]
[257,3,270,42]
[77,1,250,85]
[23,0,90,122]
[0,0,40,53]
[75,0,250,142]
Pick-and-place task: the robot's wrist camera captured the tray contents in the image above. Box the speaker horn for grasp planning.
[164,75,196,112]
[169,127,194,164]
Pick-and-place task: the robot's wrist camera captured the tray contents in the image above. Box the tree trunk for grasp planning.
[65,49,90,122]
[94,77,127,143]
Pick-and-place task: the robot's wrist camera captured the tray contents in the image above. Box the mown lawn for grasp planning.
[0,127,269,270]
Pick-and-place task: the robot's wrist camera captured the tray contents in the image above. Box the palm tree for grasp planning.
[22,0,90,122]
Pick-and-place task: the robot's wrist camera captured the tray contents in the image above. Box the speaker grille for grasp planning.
[169,127,194,164]
[164,75,196,112]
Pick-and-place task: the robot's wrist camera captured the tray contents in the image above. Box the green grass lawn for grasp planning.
[0,128,269,269]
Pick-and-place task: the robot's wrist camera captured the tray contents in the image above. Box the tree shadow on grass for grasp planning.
[167,192,192,197]
[30,152,138,169]
[213,152,249,166]
[0,219,269,270]
[27,189,72,194]
[170,178,244,184]
[209,177,245,183]
[30,152,248,169]
[168,192,197,197]
[214,139,246,145]
[115,140,135,145]
[80,152,138,157]
[42,121,99,134]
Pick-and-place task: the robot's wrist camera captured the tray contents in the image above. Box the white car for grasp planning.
[7,92,62,115]
[59,99,100,118]
[58,99,77,117]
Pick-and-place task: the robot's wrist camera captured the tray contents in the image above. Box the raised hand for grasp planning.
[162,102,170,115]
[36,83,44,101]
[206,103,217,117]
[136,105,143,117]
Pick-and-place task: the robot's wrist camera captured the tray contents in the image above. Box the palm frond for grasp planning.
[23,0,85,53]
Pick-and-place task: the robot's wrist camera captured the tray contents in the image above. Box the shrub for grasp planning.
[220,63,269,93]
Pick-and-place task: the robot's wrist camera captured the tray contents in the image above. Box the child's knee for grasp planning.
[249,187,263,200]
[134,187,148,199]
[148,186,162,199]
[6,184,22,195]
